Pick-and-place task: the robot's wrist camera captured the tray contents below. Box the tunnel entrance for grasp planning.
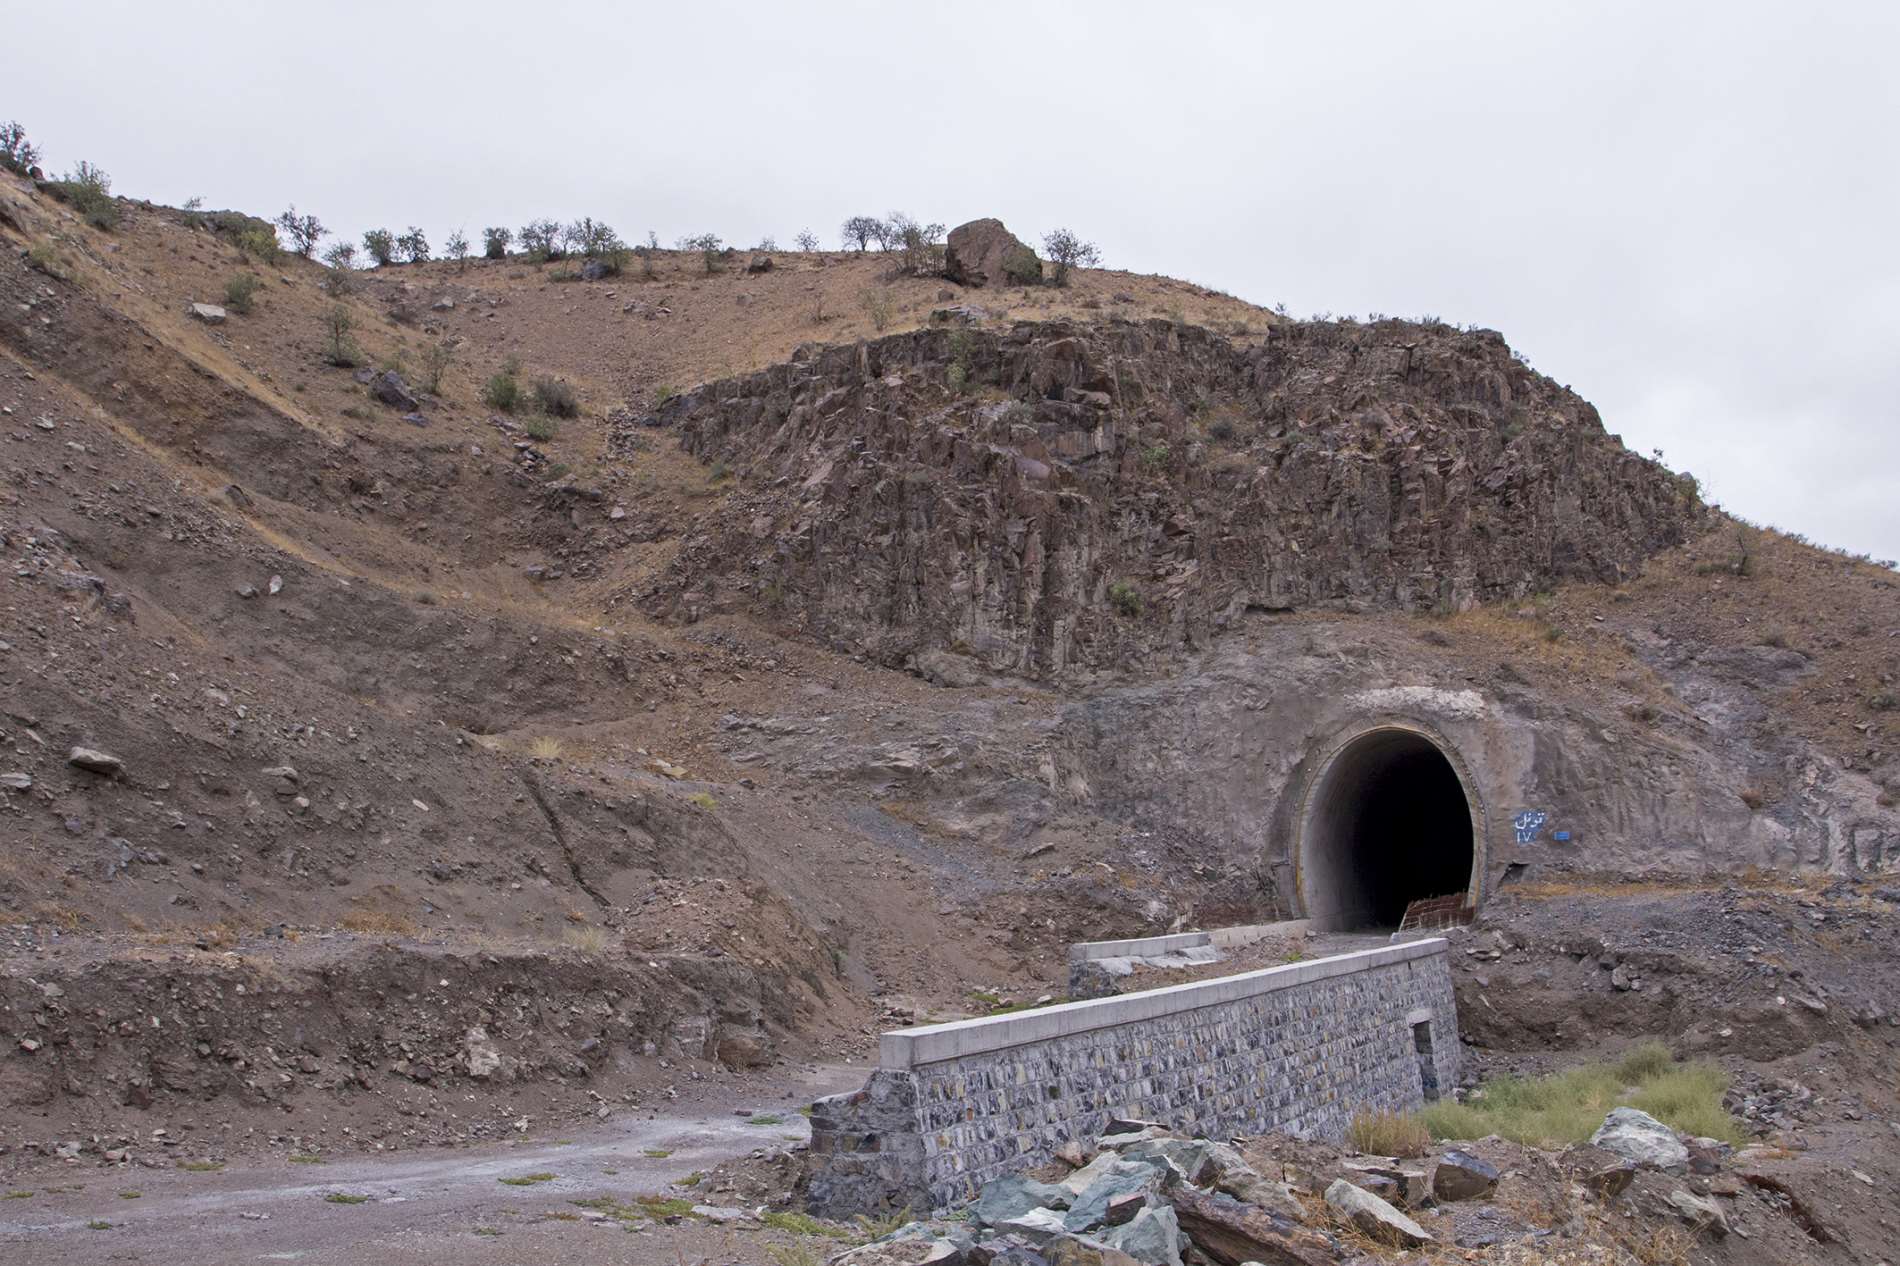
[1298,726,1478,930]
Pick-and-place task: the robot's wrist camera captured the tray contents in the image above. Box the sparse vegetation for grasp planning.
[841,215,883,252]
[680,232,723,273]
[0,120,41,175]
[177,1160,225,1172]
[1108,580,1142,617]
[26,239,66,279]
[562,923,611,954]
[482,226,512,259]
[746,1113,785,1126]
[859,287,894,332]
[497,1172,556,1186]
[288,1153,325,1164]
[321,242,358,294]
[482,369,522,412]
[223,273,263,315]
[274,205,325,257]
[885,212,945,276]
[794,229,819,252]
[363,228,396,267]
[854,1207,913,1239]
[686,791,717,811]
[522,414,558,442]
[397,226,430,263]
[321,306,363,367]
[444,228,470,268]
[532,376,579,418]
[323,1192,371,1204]
[420,339,455,395]
[50,160,119,230]
[519,219,561,261]
[1346,1107,1432,1157]
[1421,1042,1742,1147]
[1042,227,1101,286]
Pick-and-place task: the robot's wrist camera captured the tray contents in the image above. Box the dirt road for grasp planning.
[0,1065,859,1265]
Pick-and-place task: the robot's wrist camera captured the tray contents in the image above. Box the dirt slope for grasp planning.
[1,170,1896,1187]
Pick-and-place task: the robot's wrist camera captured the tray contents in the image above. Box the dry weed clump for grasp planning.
[1345,1107,1431,1157]
[339,910,418,937]
[528,735,564,762]
[561,924,613,955]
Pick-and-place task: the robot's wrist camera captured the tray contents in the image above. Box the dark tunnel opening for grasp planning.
[1301,729,1476,930]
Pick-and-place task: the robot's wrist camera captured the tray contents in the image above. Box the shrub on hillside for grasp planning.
[420,339,455,394]
[482,226,512,259]
[519,218,562,261]
[0,120,42,175]
[1108,580,1142,616]
[1042,228,1101,286]
[532,376,579,418]
[794,229,819,252]
[321,242,358,294]
[482,370,521,412]
[223,273,263,315]
[858,287,892,332]
[363,229,396,267]
[48,161,118,230]
[234,226,280,262]
[274,206,325,257]
[677,232,722,274]
[885,212,945,276]
[320,306,362,367]
[397,226,430,263]
[840,216,883,252]
[444,229,470,268]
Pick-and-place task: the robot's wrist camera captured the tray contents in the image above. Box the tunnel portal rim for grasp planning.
[1292,719,1488,930]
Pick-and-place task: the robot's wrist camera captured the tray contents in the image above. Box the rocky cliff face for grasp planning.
[627,318,1703,680]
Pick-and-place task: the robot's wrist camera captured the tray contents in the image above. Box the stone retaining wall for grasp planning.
[806,940,1459,1215]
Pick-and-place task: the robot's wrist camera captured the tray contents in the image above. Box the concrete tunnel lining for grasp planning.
[1298,725,1481,930]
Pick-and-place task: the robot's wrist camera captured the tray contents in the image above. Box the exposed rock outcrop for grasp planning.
[945,217,1041,288]
[627,318,1703,681]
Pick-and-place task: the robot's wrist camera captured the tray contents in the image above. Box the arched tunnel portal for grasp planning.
[1296,724,1484,931]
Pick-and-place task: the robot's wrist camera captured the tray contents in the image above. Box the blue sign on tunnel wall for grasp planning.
[1513,810,1548,844]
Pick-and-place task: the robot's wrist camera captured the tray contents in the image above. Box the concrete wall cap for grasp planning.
[880,938,1448,1069]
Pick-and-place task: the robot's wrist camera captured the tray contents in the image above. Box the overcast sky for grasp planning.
[12,2,1900,561]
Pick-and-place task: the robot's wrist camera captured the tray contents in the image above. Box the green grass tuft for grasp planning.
[323,1192,371,1205]
[1422,1042,1744,1147]
[747,1113,785,1126]
[498,1172,556,1186]
[177,1160,225,1172]
[762,1210,850,1238]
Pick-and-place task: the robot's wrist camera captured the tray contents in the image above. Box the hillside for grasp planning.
[1,165,1897,1189]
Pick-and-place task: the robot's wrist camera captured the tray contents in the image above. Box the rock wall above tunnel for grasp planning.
[621,318,1704,680]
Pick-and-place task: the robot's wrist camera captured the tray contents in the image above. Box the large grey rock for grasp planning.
[370,370,419,411]
[1064,1159,1168,1232]
[945,218,1041,288]
[1323,1178,1433,1247]
[1431,1149,1500,1201]
[1200,1141,1305,1221]
[1589,1107,1689,1172]
[1099,1205,1184,1266]
[975,1173,1074,1227]
[1119,1138,1215,1185]
[188,303,226,323]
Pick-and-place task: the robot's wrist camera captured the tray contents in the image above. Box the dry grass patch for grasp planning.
[1345,1107,1431,1157]
[528,735,564,761]
[561,924,612,955]
[339,909,418,937]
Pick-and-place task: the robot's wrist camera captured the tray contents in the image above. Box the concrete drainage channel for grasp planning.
[807,939,1461,1216]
